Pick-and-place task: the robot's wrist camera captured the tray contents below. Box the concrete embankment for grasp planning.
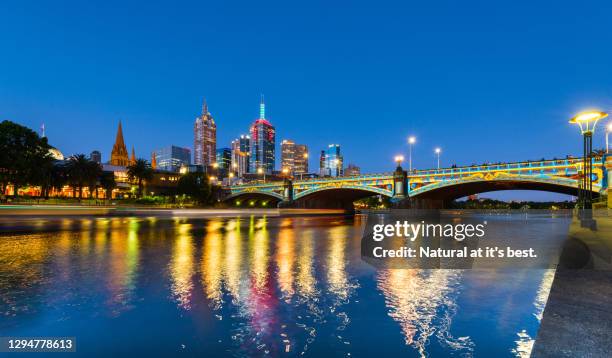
[533,210,612,357]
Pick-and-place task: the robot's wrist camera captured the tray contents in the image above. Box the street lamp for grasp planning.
[606,122,612,154]
[282,167,290,177]
[257,167,265,183]
[569,110,608,209]
[408,136,416,172]
[300,153,309,180]
[434,147,441,170]
[394,155,404,168]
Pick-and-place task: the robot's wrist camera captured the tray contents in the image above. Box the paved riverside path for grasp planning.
[533,213,612,357]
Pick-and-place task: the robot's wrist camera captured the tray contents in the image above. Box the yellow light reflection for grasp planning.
[170,223,194,310]
[201,219,224,310]
[276,220,296,300]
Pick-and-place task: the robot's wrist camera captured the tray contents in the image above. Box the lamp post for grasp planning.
[570,110,608,209]
[408,136,416,172]
[394,155,404,168]
[301,153,309,180]
[434,147,441,170]
[606,122,612,154]
[257,167,265,183]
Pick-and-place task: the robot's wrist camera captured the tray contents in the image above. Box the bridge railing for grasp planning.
[409,157,600,176]
[227,156,602,188]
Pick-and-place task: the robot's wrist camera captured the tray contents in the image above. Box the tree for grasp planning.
[99,171,116,201]
[0,120,52,196]
[86,161,103,198]
[176,172,212,205]
[127,159,153,198]
[66,154,91,199]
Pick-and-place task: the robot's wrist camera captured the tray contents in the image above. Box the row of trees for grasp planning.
[0,120,159,200]
[1,120,214,203]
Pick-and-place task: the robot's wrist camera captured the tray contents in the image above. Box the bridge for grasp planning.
[225,156,610,210]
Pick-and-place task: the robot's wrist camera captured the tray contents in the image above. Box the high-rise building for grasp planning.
[281,140,308,175]
[215,148,232,179]
[231,135,250,177]
[90,150,101,164]
[194,99,217,167]
[320,144,343,177]
[345,163,360,176]
[155,145,191,172]
[249,97,275,174]
[110,121,129,167]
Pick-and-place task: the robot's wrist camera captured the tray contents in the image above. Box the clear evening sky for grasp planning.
[2,1,611,200]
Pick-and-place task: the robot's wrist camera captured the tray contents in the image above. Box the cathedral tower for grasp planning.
[110,121,129,167]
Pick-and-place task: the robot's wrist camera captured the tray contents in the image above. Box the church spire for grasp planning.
[130,146,136,165]
[259,94,265,119]
[111,121,129,167]
[202,98,208,115]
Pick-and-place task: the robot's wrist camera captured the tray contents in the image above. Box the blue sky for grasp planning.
[1,0,611,200]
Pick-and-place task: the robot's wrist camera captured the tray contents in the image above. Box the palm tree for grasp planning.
[127,158,153,198]
[66,154,90,199]
[86,161,102,198]
[99,171,116,202]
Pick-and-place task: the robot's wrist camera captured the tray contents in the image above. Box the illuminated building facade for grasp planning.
[281,140,308,175]
[249,97,275,174]
[320,144,343,177]
[231,135,250,177]
[216,148,232,179]
[155,145,191,172]
[194,99,217,167]
[110,121,129,166]
[344,163,360,176]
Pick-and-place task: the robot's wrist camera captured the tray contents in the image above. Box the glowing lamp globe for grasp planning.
[569,111,608,135]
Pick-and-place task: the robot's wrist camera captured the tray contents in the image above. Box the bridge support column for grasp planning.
[391,165,407,203]
[278,178,294,208]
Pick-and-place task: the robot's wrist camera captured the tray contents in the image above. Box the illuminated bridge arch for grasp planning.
[294,184,393,200]
[409,173,601,200]
[225,190,284,202]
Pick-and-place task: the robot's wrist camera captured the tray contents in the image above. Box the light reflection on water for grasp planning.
[0,215,561,357]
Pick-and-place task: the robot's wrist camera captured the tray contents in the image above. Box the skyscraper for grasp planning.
[155,145,191,172]
[249,97,275,174]
[215,148,232,179]
[110,121,129,167]
[320,144,343,177]
[90,150,101,164]
[281,140,308,175]
[194,99,216,167]
[231,135,250,177]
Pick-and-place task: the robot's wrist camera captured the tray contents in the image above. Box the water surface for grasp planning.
[0,214,561,357]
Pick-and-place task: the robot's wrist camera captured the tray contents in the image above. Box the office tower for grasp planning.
[320,144,343,177]
[249,96,275,174]
[231,135,250,177]
[90,150,101,164]
[194,99,216,167]
[155,145,191,172]
[281,140,308,175]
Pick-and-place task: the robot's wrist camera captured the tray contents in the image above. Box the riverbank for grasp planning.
[0,204,348,217]
[533,212,612,357]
